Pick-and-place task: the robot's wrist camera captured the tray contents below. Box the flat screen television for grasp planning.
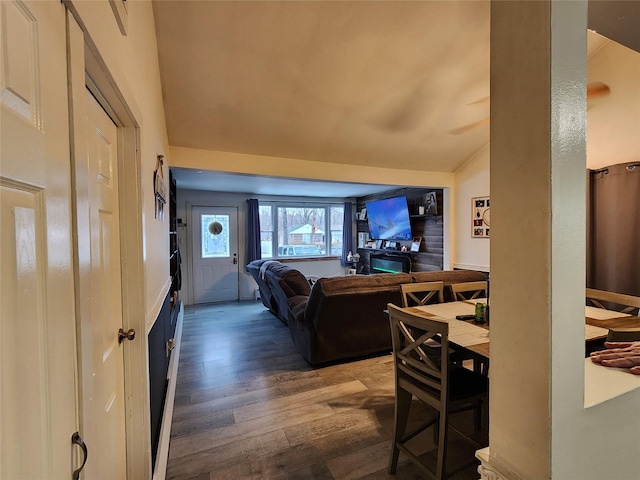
[365,196,412,241]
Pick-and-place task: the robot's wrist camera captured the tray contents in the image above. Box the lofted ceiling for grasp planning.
[153,1,640,195]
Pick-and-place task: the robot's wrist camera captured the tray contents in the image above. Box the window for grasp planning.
[259,203,344,259]
[200,214,230,258]
[259,205,273,258]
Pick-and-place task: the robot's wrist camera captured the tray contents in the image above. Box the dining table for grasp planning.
[405,299,640,376]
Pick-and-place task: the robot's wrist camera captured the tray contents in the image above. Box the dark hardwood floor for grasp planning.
[166,301,484,480]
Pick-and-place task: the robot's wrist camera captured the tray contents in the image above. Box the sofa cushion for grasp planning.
[263,262,311,324]
[305,273,411,328]
[279,271,312,297]
[246,259,280,312]
[289,295,309,323]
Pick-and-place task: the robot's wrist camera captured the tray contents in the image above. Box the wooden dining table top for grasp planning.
[406,301,491,359]
[405,301,640,362]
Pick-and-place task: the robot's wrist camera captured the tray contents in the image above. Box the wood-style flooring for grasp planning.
[166,301,485,480]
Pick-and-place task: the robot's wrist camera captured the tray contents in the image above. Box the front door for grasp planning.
[191,206,239,303]
[0,1,78,477]
[76,88,128,479]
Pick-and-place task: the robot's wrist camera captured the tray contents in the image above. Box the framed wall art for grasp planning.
[358,232,370,248]
[472,196,490,238]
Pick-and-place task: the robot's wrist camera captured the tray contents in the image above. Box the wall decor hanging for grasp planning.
[154,154,167,221]
[472,196,490,238]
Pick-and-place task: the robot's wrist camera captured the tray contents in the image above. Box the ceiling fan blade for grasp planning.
[467,96,490,106]
[446,83,606,136]
[447,117,490,135]
[587,81,610,99]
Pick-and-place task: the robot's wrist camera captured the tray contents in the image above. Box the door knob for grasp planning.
[118,328,136,344]
[233,253,238,264]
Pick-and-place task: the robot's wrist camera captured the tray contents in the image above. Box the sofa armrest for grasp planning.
[288,295,309,323]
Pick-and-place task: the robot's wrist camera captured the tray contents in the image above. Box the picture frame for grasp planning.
[374,239,382,249]
[358,232,369,248]
[410,236,422,252]
[424,191,438,215]
[472,196,490,238]
[359,207,367,221]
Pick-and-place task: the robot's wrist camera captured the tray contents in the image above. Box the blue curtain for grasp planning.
[245,198,261,269]
[341,202,354,266]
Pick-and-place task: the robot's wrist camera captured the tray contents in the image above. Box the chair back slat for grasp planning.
[397,362,442,392]
[606,328,640,342]
[450,281,488,301]
[586,288,640,316]
[387,303,450,407]
[401,281,445,307]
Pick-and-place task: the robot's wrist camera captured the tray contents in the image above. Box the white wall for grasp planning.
[176,188,352,304]
[453,145,490,272]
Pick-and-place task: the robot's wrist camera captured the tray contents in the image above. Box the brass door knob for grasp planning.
[118,328,136,344]
[166,338,176,357]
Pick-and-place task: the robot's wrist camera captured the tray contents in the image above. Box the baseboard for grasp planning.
[476,447,523,480]
[453,262,490,273]
[152,301,184,480]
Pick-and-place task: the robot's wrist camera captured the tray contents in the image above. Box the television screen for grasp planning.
[365,196,412,241]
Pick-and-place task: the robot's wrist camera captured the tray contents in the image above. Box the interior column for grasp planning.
[484,0,587,478]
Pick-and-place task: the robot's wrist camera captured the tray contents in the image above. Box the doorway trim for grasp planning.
[185,201,242,305]
[65,6,149,478]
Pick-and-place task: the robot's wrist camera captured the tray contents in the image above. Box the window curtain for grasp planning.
[341,202,354,266]
[245,198,261,269]
[587,162,640,297]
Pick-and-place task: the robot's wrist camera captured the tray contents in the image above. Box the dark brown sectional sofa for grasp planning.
[247,259,487,365]
[246,259,311,324]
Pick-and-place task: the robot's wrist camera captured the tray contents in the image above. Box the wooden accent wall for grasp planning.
[356,187,444,272]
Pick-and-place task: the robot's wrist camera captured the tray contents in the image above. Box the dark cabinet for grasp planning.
[149,170,181,469]
[169,170,180,315]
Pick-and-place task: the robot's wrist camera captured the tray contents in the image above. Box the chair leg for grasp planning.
[435,410,449,480]
[389,387,412,474]
[474,399,483,432]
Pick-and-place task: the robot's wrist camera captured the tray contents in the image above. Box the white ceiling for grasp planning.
[154,1,640,195]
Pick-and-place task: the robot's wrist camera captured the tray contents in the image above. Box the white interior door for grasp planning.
[76,88,128,479]
[192,206,239,303]
[0,1,78,477]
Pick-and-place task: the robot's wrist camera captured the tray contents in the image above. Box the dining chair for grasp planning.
[450,281,488,301]
[387,303,488,480]
[586,288,640,316]
[606,328,640,343]
[400,281,445,307]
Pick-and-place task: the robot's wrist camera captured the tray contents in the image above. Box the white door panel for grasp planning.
[79,88,127,479]
[0,1,77,477]
[192,206,239,303]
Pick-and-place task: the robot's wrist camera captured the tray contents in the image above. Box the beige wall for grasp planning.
[587,34,640,169]
[71,0,170,326]
[169,145,455,189]
[450,31,640,276]
[453,145,490,271]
